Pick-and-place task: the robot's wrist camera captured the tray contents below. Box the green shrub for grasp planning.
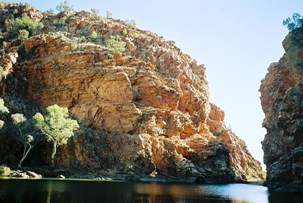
[5,13,43,38]
[46,9,55,15]
[125,19,136,29]
[283,13,303,31]
[105,35,126,52]
[53,17,68,32]
[0,66,8,82]
[56,0,74,13]
[91,8,100,16]
[0,97,9,130]
[89,31,98,43]
[24,3,31,11]
[0,166,10,177]
[70,40,78,51]
[18,29,29,41]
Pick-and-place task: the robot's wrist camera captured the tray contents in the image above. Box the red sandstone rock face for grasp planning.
[0,3,263,182]
[260,27,303,191]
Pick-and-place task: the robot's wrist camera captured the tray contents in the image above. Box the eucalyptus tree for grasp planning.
[11,113,41,168]
[33,104,79,167]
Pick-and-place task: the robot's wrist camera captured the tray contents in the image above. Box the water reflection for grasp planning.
[0,179,303,203]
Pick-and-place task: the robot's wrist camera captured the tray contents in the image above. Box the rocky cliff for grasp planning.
[260,26,303,191]
[0,3,263,182]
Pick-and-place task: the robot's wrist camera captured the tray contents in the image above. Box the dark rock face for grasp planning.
[260,27,303,192]
[0,3,264,182]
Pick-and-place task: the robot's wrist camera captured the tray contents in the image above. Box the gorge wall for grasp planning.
[260,26,303,191]
[0,3,263,182]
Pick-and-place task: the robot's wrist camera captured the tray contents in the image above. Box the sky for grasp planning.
[5,0,303,166]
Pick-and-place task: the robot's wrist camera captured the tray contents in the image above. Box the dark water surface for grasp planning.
[0,179,303,203]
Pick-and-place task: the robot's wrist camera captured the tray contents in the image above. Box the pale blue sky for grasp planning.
[5,0,303,165]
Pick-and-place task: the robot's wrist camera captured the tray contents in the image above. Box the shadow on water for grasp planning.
[0,179,303,203]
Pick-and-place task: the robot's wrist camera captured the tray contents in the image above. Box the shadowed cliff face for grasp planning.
[0,3,263,182]
[260,27,303,191]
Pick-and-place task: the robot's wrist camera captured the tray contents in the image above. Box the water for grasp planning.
[0,179,303,203]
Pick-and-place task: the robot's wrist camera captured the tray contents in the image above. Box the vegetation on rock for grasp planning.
[56,0,74,13]
[17,29,29,41]
[11,113,40,167]
[4,13,43,39]
[105,35,126,52]
[0,1,264,182]
[260,21,303,192]
[33,105,79,167]
[0,98,9,129]
[283,13,303,31]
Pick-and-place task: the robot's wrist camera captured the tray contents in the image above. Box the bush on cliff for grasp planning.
[33,104,79,167]
[105,35,126,52]
[4,13,43,39]
[0,98,9,129]
[11,113,41,168]
[56,0,74,14]
[283,13,303,31]
[18,29,29,42]
[89,31,98,43]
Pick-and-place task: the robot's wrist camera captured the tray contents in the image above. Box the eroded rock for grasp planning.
[260,27,303,192]
[0,3,264,183]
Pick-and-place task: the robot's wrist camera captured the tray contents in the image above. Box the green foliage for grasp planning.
[11,113,26,125]
[24,3,31,11]
[89,31,98,43]
[125,19,137,29]
[53,17,68,32]
[56,0,74,13]
[122,29,128,36]
[105,35,126,52]
[70,40,78,51]
[11,113,41,167]
[283,13,303,31]
[18,29,29,41]
[46,9,55,15]
[33,104,79,167]
[0,120,4,129]
[41,34,46,43]
[0,165,9,177]
[0,66,8,82]
[91,8,100,16]
[5,13,44,38]
[0,97,9,130]
[0,98,9,114]
[106,11,112,18]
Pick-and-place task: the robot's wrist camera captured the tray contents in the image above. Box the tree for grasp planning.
[283,13,303,31]
[89,31,98,43]
[125,19,137,29]
[106,11,112,18]
[46,9,55,15]
[33,104,79,167]
[56,1,74,13]
[18,29,29,42]
[91,8,100,16]
[11,113,40,167]
[105,35,126,52]
[0,98,9,129]
[5,13,44,38]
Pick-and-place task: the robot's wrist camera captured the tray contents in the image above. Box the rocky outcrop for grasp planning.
[260,27,303,192]
[0,3,263,183]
